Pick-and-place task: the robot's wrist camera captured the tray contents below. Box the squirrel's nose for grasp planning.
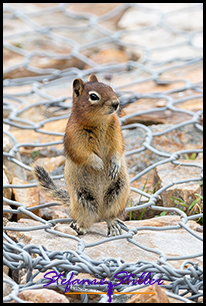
[111,99,120,110]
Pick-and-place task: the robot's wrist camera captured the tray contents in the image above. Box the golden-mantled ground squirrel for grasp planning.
[33,74,130,236]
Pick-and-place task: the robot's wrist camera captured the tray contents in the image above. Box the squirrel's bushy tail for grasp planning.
[32,164,70,206]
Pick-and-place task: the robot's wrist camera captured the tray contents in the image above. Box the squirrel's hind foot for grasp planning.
[106,219,126,236]
[70,221,87,235]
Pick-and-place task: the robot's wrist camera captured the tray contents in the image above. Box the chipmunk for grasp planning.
[33,74,130,236]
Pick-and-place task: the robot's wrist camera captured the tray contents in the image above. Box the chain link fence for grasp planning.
[3,3,203,303]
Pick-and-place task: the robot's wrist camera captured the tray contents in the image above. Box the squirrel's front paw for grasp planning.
[89,153,104,171]
[109,156,121,180]
[92,156,104,170]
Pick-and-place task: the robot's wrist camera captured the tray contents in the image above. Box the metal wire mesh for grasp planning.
[3,3,203,303]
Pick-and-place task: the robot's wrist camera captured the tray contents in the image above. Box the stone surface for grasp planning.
[3,263,9,276]
[151,124,203,153]
[126,283,169,303]
[53,223,77,236]
[118,3,202,63]
[3,217,9,227]
[5,216,202,303]
[120,92,203,126]
[153,157,203,212]
[38,180,70,221]
[11,118,67,157]
[27,155,65,181]
[20,270,100,302]
[3,124,13,150]
[3,143,27,183]
[123,124,203,175]
[13,288,70,303]
[123,123,203,219]
[12,177,40,219]
[39,200,70,221]
[5,216,203,269]
[3,3,124,79]
[3,272,14,297]
[3,204,13,221]
[3,124,26,181]
[119,7,160,29]
[85,49,131,69]
[33,156,65,173]
[3,166,13,220]
[3,166,11,203]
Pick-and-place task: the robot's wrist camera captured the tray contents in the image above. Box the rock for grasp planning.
[5,219,77,248]
[3,38,84,80]
[195,225,203,233]
[3,217,9,227]
[3,3,125,79]
[123,123,202,219]
[153,159,203,213]
[14,288,70,303]
[20,271,101,302]
[120,95,202,126]
[12,177,40,219]
[33,156,65,173]
[123,123,202,175]
[3,272,14,297]
[3,265,9,276]
[4,217,202,303]
[18,103,54,123]
[39,200,70,221]
[53,223,77,236]
[117,3,202,63]
[3,134,13,151]
[126,283,169,303]
[20,269,56,286]
[3,131,27,182]
[3,165,13,220]
[85,49,129,69]
[27,155,65,181]
[38,181,70,221]
[151,124,203,154]
[3,204,13,221]
[166,7,203,32]
[11,118,67,157]
[3,166,11,203]
[69,3,121,18]
[119,7,160,29]
[3,124,13,150]
[30,165,70,221]
[5,216,203,269]
[126,199,164,222]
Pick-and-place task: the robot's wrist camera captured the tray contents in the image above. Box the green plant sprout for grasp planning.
[170,193,203,224]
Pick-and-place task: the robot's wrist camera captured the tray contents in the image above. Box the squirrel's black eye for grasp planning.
[90,93,99,101]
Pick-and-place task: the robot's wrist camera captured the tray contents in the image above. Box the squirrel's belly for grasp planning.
[64,156,127,194]
[64,157,111,188]
[64,156,130,221]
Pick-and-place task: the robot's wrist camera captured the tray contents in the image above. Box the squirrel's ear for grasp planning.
[89,74,98,83]
[73,78,85,97]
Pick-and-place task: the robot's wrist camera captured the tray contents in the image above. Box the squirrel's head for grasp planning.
[72,74,120,118]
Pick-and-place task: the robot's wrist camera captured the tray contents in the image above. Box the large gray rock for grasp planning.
[5,216,203,268]
[153,154,203,213]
